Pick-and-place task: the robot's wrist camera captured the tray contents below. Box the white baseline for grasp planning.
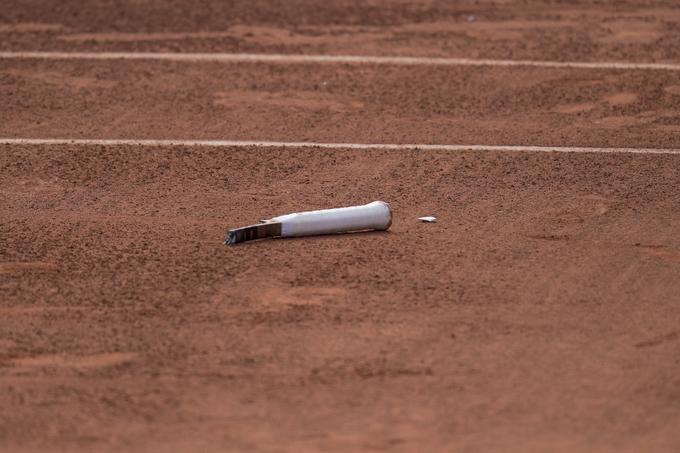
[1,138,679,155]
[1,51,680,71]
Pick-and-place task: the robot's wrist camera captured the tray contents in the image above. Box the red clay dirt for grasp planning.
[1,59,680,148]
[2,1,680,452]
[2,0,680,62]
[3,146,680,452]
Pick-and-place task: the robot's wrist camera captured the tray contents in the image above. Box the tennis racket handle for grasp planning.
[270,201,392,237]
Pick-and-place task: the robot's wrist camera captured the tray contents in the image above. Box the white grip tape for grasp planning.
[270,201,392,237]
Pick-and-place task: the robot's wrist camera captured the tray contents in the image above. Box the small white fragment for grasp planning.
[418,216,437,223]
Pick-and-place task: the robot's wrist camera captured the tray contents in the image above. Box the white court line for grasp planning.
[1,51,680,71]
[1,138,679,155]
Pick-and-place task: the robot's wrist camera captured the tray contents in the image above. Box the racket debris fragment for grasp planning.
[226,201,392,245]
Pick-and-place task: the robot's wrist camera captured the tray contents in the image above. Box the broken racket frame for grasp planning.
[226,201,392,245]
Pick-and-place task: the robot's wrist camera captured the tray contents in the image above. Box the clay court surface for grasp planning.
[2,1,680,452]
